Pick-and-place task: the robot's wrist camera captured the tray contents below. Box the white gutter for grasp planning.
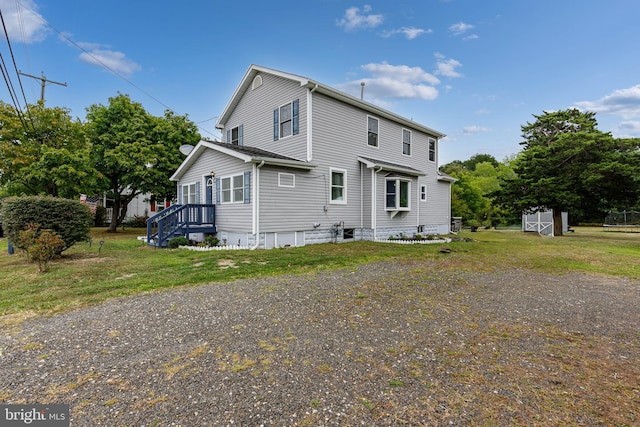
[250,160,265,250]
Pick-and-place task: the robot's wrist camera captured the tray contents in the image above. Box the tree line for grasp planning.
[442,109,640,235]
[1,99,638,237]
[0,94,201,232]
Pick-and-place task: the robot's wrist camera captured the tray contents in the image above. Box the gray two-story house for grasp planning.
[158,64,454,249]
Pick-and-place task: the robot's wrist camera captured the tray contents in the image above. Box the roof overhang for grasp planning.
[171,140,316,181]
[358,156,426,177]
[305,82,446,139]
[437,171,457,183]
[216,65,446,140]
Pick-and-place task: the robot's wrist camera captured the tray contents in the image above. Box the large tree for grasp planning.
[442,154,516,228]
[85,94,200,232]
[0,101,96,198]
[496,109,640,235]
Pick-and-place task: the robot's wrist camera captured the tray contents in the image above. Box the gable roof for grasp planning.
[436,170,457,182]
[170,140,317,181]
[216,64,446,139]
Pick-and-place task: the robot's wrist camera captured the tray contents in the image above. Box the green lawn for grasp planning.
[1,226,638,319]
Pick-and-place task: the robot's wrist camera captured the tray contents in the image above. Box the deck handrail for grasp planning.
[146,204,215,247]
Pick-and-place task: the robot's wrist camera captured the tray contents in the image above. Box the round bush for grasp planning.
[168,236,189,248]
[1,196,93,252]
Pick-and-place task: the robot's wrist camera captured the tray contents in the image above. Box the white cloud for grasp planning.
[362,62,440,85]
[574,85,640,119]
[0,0,49,43]
[463,34,479,41]
[79,49,141,77]
[381,26,432,40]
[613,121,640,138]
[434,54,463,78]
[336,5,384,31]
[336,62,440,103]
[58,32,141,77]
[449,22,474,36]
[463,125,491,135]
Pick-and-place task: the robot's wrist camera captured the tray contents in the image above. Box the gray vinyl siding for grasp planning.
[421,180,451,230]
[311,92,444,232]
[223,73,308,161]
[257,166,327,232]
[310,93,363,229]
[177,150,252,231]
[199,67,451,242]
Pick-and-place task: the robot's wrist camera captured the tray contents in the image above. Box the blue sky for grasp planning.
[1,0,639,164]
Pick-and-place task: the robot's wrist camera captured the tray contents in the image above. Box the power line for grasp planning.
[0,5,34,133]
[10,0,218,138]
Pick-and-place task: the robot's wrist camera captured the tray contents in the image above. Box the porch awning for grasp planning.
[357,156,426,177]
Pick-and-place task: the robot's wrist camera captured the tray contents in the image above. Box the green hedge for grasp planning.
[1,196,93,251]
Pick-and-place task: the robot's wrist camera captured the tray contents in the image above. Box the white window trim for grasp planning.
[230,125,240,145]
[278,101,293,140]
[385,178,411,211]
[428,137,436,162]
[220,173,245,204]
[181,183,197,204]
[367,115,379,148]
[329,167,347,205]
[402,128,412,157]
[278,172,295,188]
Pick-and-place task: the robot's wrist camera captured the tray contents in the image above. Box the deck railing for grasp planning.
[146,204,216,247]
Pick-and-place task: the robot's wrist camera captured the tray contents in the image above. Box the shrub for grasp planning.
[168,236,189,248]
[122,214,149,228]
[94,206,107,227]
[18,224,66,272]
[205,236,220,247]
[1,196,93,253]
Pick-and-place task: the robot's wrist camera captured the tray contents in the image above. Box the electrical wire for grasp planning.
[12,0,218,138]
[0,5,34,133]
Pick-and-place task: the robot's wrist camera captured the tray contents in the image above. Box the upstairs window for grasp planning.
[280,103,292,138]
[402,129,411,156]
[367,116,378,147]
[330,168,347,204]
[227,124,243,146]
[386,178,410,210]
[273,99,299,140]
[429,138,436,162]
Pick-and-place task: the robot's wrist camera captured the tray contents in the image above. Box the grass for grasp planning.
[0,226,638,320]
[2,226,639,425]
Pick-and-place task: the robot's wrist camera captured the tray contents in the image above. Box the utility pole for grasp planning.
[17,71,67,103]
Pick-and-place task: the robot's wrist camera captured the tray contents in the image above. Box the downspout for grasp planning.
[416,178,420,229]
[360,165,363,232]
[250,160,265,250]
[307,84,318,162]
[372,166,383,240]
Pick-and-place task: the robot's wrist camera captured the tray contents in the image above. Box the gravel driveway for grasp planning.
[1,260,639,426]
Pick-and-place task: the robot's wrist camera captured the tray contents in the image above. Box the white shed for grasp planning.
[522,210,569,236]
